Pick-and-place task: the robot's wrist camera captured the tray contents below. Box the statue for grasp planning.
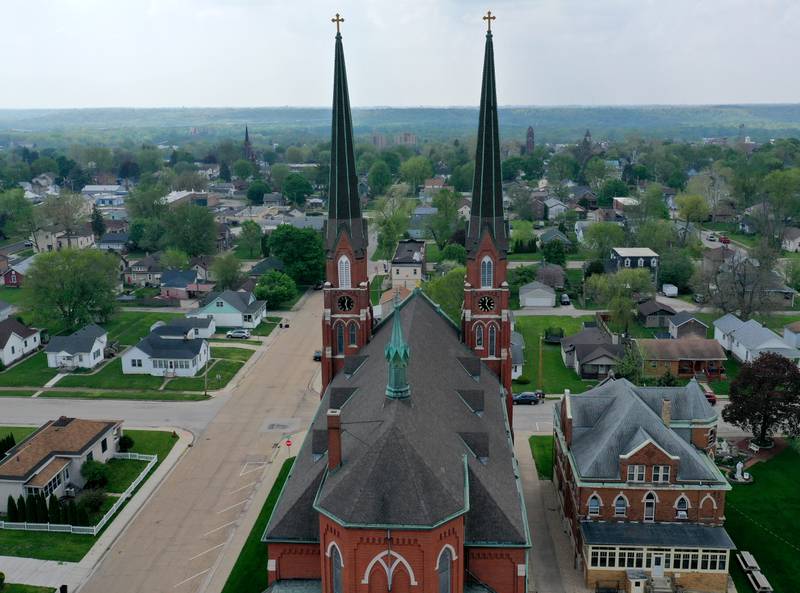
[735,461,744,481]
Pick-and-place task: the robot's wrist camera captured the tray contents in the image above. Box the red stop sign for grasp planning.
[286,439,292,447]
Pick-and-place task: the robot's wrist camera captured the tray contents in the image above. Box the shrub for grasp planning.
[77,506,90,526]
[77,489,107,513]
[118,434,135,452]
[514,375,531,385]
[0,571,5,590]
[81,460,109,488]
[16,495,26,523]
[6,496,17,522]
[48,494,61,524]
[66,500,78,525]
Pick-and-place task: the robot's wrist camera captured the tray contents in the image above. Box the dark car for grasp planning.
[313,350,322,361]
[313,282,325,290]
[560,293,571,306]
[513,391,543,405]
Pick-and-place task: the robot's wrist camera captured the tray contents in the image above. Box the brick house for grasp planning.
[637,338,727,379]
[554,378,733,592]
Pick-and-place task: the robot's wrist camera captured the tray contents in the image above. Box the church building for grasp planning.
[262,14,529,593]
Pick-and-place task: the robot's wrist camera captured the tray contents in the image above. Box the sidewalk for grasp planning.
[0,428,194,591]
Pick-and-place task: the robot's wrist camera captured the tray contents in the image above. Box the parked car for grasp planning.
[705,391,717,406]
[560,293,571,306]
[693,293,706,304]
[719,235,731,244]
[226,329,251,339]
[707,233,718,242]
[313,350,322,361]
[313,282,324,290]
[513,391,543,405]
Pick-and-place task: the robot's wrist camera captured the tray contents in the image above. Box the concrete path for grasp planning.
[0,428,193,590]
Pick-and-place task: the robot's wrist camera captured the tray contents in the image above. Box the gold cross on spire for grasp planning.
[331,13,344,33]
[482,10,496,32]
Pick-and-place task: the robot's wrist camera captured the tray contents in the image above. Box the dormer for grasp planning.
[619,431,679,484]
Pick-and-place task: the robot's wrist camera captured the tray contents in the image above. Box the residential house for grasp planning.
[738,214,758,235]
[710,199,737,223]
[0,254,9,276]
[554,378,733,593]
[544,197,567,220]
[587,208,625,223]
[187,290,266,329]
[161,190,208,208]
[457,198,471,220]
[511,330,525,380]
[45,324,107,370]
[97,232,130,252]
[519,280,556,307]
[539,228,572,248]
[574,220,595,244]
[783,321,800,349]
[612,197,640,212]
[124,253,162,287]
[160,270,200,300]
[189,255,215,281]
[0,319,41,367]
[0,300,14,322]
[81,184,127,198]
[373,286,411,321]
[247,257,285,279]
[122,333,209,377]
[32,225,95,253]
[560,326,624,379]
[0,417,123,512]
[782,227,800,252]
[390,239,426,289]
[306,197,325,210]
[150,317,216,340]
[636,299,676,328]
[408,206,437,239]
[569,185,597,208]
[608,247,659,282]
[263,192,286,207]
[713,314,800,363]
[1,255,36,288]
[216,222,233,251]
[669,313,709,340]
[637,338,726,379]
[701,246,735,275]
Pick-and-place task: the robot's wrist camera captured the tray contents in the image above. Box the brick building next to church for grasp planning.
[554,378,734,592]
[262,19,529,593]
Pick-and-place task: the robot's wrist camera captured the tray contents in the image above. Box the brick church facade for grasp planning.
[262,17,527,593]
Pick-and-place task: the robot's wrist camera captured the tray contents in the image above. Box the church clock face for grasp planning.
[478,296,495,312]
[337,295,354,311]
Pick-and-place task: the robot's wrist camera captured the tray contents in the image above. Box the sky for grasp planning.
[2,0,799,109]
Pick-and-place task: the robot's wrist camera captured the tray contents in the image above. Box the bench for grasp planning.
[737,551,760,572]
[748,442,760,454]
[746,570,773,592]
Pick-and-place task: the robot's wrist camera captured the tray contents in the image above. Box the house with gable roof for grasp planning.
[0,319,41,367]
[186,289,266,329]
[561,325,624,379]
[45,324,107,370]
[713,313,800,363]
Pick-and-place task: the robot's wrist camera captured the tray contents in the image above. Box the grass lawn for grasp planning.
[0,286,34,306]
[370,274,387,305]
[58,358,164,390]
[38,390,207,401]
[221,458,294,593]
[0,429,178,562]
[710,358,741,395]
[4,585,56,593]
[513,315,596,393]
[271,289,305,311]
[102,311,183,345]
[756,313,800,333]
[0,425,37,443]
[0,390,35,397]
[165,359,243,391]
[724,446,800,593]
[211,337,262,345]
[251,320,279,336]
[0,353,59,387]
[528,435,554,480]
[211,346,255,363]
[511,219,535,241]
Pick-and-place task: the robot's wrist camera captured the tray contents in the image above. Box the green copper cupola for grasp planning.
[385,299,411,399]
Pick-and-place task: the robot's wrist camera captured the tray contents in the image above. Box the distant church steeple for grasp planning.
[243,125,255,162]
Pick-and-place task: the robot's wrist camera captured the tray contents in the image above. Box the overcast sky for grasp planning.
[2,0,799,109]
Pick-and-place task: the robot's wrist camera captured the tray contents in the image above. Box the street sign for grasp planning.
[286,439,293,447]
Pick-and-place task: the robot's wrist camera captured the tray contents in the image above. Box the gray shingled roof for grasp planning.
[264,293,527,546]
[392,239,425,264]
[559,379,725,483]
[161,270,197,288]
[45,324,106,355]
[637,299,676,317]
[519,280,555,296]
[581,521,735,549]
[670,311,707,328]
[133,334,205,359]
[200,290,264,314]
[713,313,741,334]
[511,331,525,365]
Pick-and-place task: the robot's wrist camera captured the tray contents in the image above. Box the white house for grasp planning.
[544,198,566,220]
[122,334,210,377]
[510,331,525,380]
[187,290,266,329]
[45,324,107,370]
[390,239,426,289]
[783,321,800,348]
[713,313,800,363]
[0,417,122,512]
[150,317,216,340]
[782,227,800,252]
[0,319,41,367]
[519,281,556,307]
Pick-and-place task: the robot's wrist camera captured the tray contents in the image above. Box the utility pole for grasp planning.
[538,334,544,391]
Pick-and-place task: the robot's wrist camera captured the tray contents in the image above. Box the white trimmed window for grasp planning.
[348,322,358,346]
[588,495,601,517]
[338,255,351,288]
[437,547,453,593]
[480,256,494,288]
[613,495,627,517]
[676,496,690,519]
[627,464,645,482]
[624,258,630,268]
[488,324,497,357]
[475,324,484,348]
[644,492,656,522]
[653,465,671,483]
[331,544,343,593]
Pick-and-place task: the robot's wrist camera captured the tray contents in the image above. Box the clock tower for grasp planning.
[321,23,372,393]
[462,24,514,427]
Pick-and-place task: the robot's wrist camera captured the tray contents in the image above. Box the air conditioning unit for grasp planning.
[677,510,688,519]
[64,487,75,497]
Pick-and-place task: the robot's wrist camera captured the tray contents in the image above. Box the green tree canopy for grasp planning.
[399,156,433,190]
[441,243,467,264]
[270,164,290,189]
[422,266,465,323]
[542,240,566,266]
[282,173,313,205]
[163,204,216,256]
[268,225,325,284]
[126,185,169,220]
[584,222,625,260]
[246,180,271,205]
[367,160,392,196]
[211,252,243,290]
[161,248,190,270]
[238,220,263,258]
[426,189,461,250]
[233,159,255,180]
[659,250,695,292]
[255,270,298,309]
[597,178,629,207]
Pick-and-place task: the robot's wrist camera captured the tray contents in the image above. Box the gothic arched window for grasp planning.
[480,256,494,288]
[335,323,344,354]
[475,324,484,348]
[588,494,601,516]
[348,322,358,346]
[437,547,453,593]
[331,544,343,593]
[488,324,497,357]
[338,255,351,288]
[614,495,627,517]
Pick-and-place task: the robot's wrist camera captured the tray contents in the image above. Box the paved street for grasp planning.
[76,292,323,593]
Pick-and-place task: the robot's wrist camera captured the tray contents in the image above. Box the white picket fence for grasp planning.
[0,452,157,536]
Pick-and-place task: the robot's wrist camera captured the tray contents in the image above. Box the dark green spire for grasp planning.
[324,29,367,257]
[385,297,410,399]
[466,30,508,257]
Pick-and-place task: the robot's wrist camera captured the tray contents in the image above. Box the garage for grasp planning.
[519,280,556,308]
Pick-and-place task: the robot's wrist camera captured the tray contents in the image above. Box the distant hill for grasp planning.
[1,104,799,145]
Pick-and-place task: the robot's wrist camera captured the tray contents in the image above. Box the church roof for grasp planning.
[264,292,528,547]
[466,31,509,258]
[323,31,367,258]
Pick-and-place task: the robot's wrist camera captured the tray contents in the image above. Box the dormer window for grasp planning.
[653,465,671,483]
[480,256,494,288]
[626,464,645,482]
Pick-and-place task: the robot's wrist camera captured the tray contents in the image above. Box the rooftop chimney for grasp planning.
[661,399,672,426]
[327,409,342,470]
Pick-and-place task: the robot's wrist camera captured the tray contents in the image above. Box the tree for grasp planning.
[233,159,255,180]
[211,253,243,290]
[48,494,61,524]
[0,189,35,241]
[128,218,166,252]
[374,186,414,258]
[31,156,58,176]
[27,249,119,330]
[597,178,629,207]
[16,495,26,524]
[675,193,710,245]
[584,157,608,189]
[659,250,694,292]
[450,162,474,192]
[608,295,635,332]
[282,173,313,205]
[584,222,625,261]
[615,343,643,383]
[585,268,654,305]
[399,156,433,190]
[547,153,579,183]
[7,495,18,522]
[238,220,263,258]
[80,460,109,489]
[161,248,190,270]
[118,435,135,452]
[125,185,168,220]
[268,225,325,284]
[246,180,271,205]
[426,189,460,250]
[270,164,290,189]
[219,162,231,182]
[40,193,87,234]
[255,270,298,308]
[422,267,465,322]
[90,204,106,237]
[656,371,679,387]
[542,240,566,266]
[723,353,800,446]
[501,156,527,181]
[441,243,467,264]
[367,160,392,196]
[163,204,216,256]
